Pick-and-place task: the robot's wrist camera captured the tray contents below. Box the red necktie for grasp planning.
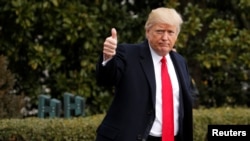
[161,56,174,141]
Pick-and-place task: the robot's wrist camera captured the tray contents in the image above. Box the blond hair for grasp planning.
[145,7,183,35]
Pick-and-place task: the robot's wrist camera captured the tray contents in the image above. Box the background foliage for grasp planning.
[0,55,24,118]
[0,0,250,116]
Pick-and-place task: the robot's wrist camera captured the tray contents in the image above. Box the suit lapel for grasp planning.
[139,41,156,107]
[170,52,185,121]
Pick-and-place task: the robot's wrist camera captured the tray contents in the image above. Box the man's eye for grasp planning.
[169,31,175,36]
[156,30,164,34]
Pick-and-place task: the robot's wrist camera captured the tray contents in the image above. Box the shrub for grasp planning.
[0,55,24,118]
[0,107,250,141]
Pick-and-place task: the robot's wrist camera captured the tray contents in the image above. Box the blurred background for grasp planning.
[0,0,250,118]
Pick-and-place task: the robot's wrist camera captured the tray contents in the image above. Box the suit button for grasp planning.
[150,120,154,124]
[137,135,142,140]
[147,110,153,115]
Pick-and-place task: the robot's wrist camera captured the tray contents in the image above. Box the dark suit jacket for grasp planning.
[95,40,193,141]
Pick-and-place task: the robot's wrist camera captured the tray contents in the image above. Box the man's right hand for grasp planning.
[103,28,117,61]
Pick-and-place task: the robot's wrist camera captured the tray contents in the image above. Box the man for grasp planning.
[95,7,193,141]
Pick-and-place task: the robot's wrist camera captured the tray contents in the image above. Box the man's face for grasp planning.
[146,23,178,56]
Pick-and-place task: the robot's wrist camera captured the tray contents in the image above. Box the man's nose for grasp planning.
[161,32,170,40]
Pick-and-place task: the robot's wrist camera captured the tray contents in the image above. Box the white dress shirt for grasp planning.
[149,46,180,137]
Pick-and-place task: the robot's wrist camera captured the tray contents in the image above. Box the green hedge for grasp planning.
[193,107,250,141]
[0,108,250,141]
[0,114,104,141]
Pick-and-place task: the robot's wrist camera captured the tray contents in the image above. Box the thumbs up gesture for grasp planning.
[103,28,117,60]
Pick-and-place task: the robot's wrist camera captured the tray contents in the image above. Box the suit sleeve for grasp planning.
[96,44,126,87]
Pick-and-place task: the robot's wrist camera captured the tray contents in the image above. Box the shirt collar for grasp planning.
[148,44,170,64]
